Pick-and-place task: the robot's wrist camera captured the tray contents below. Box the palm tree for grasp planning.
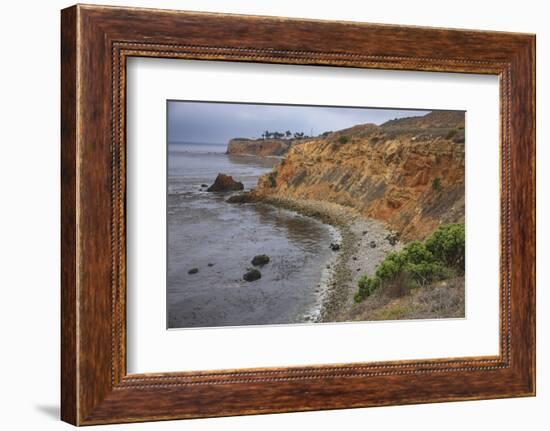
[285,130,291,139]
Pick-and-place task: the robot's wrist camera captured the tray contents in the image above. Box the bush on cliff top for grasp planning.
[338,135,349,144]
[354,223,465,303]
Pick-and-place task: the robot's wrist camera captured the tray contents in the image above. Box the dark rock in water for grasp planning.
[251,254,270,266]
[352,256,358,261]
[207,263,214,267]
[226,192,254,204]
[207,173,244,192]
[188,268,199,274]
[369,241,377,248]
[243,268,261,282]
[362,230,368,235]
[330,243,341,251]
[201,184,208,187]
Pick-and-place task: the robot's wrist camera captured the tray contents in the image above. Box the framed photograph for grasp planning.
[61,4,535,425]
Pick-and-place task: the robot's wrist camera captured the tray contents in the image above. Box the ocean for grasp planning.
[167,142,337,328]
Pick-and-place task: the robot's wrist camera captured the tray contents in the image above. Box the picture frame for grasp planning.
[61,4,535,425]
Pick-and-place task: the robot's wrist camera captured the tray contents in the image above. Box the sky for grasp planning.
[167,101,430,144]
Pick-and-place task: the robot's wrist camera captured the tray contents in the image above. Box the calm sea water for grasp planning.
[167,142,336,328]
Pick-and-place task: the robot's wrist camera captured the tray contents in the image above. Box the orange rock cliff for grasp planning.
[251,111,465,241]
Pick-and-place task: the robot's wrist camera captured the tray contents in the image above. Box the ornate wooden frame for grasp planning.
[61,4,536,425]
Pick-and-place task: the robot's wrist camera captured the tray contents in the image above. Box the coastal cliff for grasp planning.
[253,111,465,241]
[226,138,293,157]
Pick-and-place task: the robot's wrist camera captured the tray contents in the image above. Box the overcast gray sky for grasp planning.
[167,101,430,144]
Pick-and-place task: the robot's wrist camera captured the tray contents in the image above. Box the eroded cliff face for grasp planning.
[253,112,465,240]
[226,138,292,157]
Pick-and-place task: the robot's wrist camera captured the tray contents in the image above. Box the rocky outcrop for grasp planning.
[207,173,244,192]
[226,138,293,157]
[253,111,465,241]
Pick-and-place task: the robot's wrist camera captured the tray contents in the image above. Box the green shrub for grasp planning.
[354,223,465,302]
[425,223,465,272]
[375,251,405,280]
[357,275,369,290]
[354,276,381,303]
[402,241,433,264]
[338,135,349,144]
[432,177,441,191]
[405,261,450,286]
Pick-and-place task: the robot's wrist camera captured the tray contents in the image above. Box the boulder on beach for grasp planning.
[207,173,244,192]
[330,243,341,251]
[251,254,270,266]
[243,268,261,282]
[385,231,400,246]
